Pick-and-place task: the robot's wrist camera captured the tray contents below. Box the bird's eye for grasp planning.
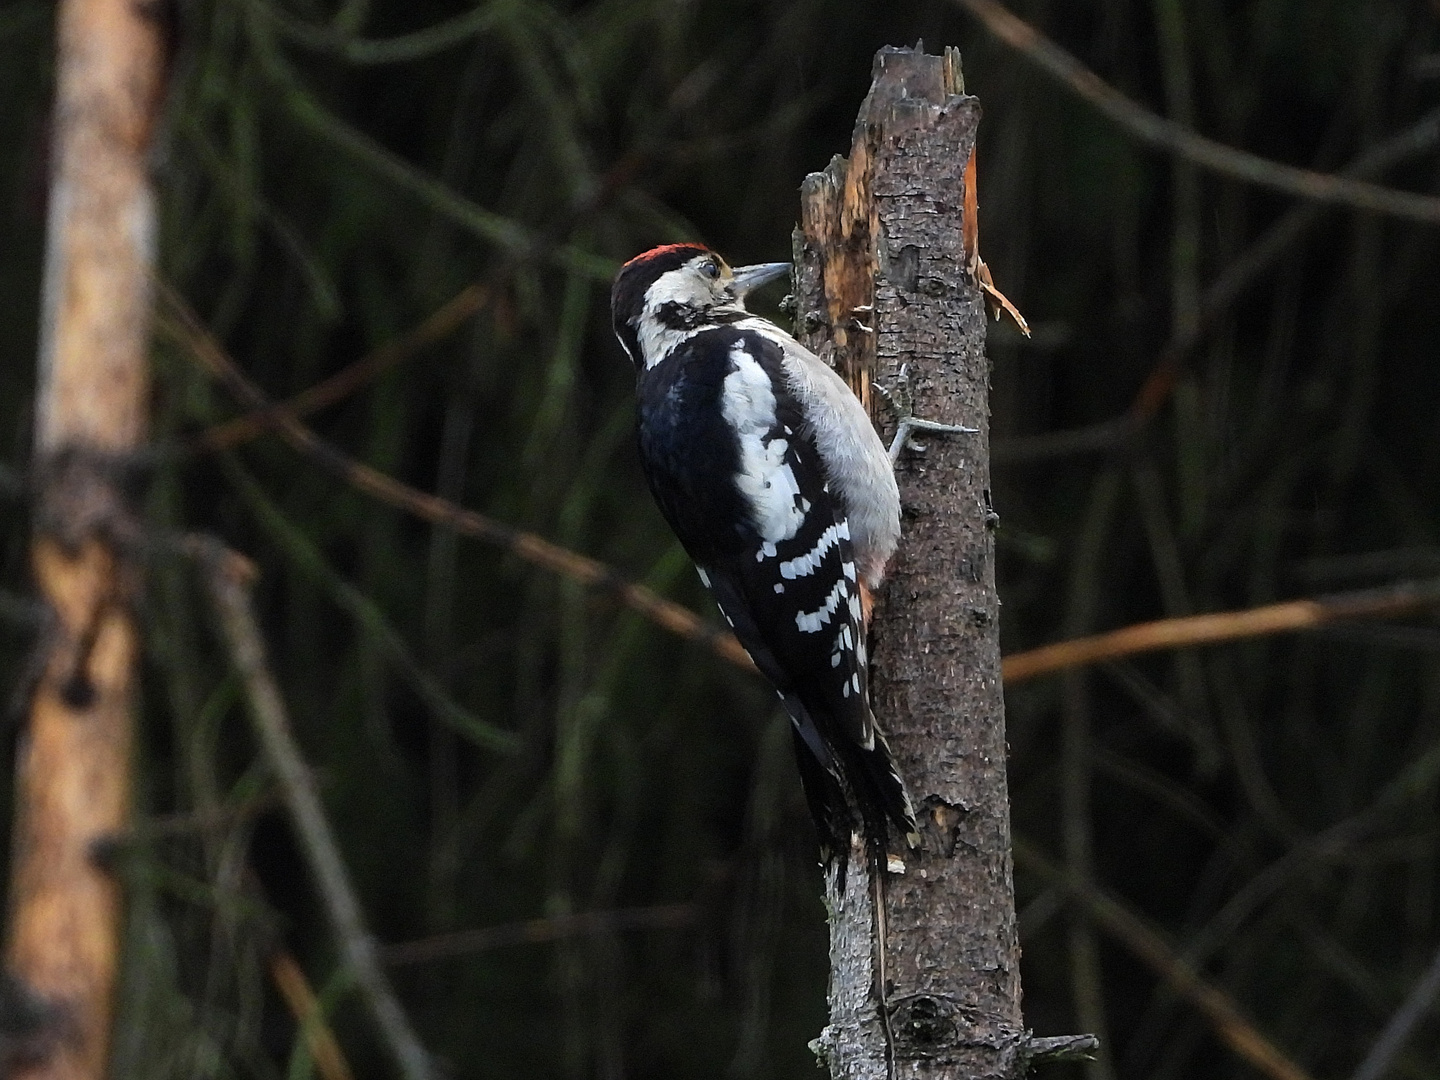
[702,260,720,280]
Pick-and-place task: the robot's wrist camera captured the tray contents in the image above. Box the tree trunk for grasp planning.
[4,0,165,1074]
[794,45,1085,1079]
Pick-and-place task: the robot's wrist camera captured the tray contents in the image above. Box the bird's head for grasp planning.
[610,244,789,369]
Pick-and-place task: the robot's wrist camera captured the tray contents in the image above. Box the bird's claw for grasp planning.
[875,364,978,465]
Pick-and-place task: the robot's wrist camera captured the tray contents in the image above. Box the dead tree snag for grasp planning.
[793,46,1093,1079]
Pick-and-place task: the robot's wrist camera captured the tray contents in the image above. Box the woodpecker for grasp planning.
[611,243,919,863]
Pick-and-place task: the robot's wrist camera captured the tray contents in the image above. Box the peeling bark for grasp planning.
[795,46,1027,1080]
[5,0,166,1075]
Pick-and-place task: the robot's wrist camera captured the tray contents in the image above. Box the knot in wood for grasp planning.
[0,971,70,1071]
[890,994,956,1049]
[801,309,828,334]
[33,445,151,555]
[889,993,1031,1065]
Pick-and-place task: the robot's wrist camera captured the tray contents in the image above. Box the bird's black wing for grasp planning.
[636,328,914,850]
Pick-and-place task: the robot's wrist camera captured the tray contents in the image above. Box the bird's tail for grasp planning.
[846,715,920,856]
[786,697,919,865]
[789,724,852,864]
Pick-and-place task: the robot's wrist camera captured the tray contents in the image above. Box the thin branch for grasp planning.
[191,140,653,456]
[1348,939,1440,1080]
[246,0,504,65]
[953,0,1440,224]
[246,20,613,280]
[1003,578,1440,683]
[194,538,439,1080]
[156,284,756,673]
[193,283,491,453]
[1012,837,1318,1080]
[993,102,1440,466]
[192,136,657,455]
[383,904,696,967]
[1127,100,1440,422]
[182,119,342,319]
[268,950,356,1080]
[220,454,517,752]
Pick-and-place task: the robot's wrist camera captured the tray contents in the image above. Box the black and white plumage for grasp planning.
[611,243,918,861]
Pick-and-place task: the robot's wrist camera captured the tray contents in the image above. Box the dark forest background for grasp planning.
[5,0,1440,1077]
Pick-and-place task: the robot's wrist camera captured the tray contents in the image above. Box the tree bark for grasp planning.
[794,46,1084,1079]
[4,0,165,1074]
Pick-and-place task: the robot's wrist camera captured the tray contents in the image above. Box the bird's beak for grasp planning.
[731,262,790,298]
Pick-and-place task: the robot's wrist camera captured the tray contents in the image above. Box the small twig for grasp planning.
[220,454,516,752]
[246,22,612,280]
[1003,578,1440,683]
[244,0,502,65]
[1347,938,1440,1080]
[1025,1033,1100,1064]
[953,0,1440,225]
[106,793,278,846]
[1013,837,1318,1080]
[193,283,491,453]
[1126,102,1440,423]
[269,950,356,1080]
[994,103,1440,468]
[383,904,696,967]
[194,537,439,1080]
[156,284,756,674]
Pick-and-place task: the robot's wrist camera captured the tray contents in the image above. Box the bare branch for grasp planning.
[156,284,756,674]
[383,904,696,967]
[220,454,517,752]
[994,102,1440,467]
[242,0,504,65]
[953,0,1440,224]
[268,950,356,1080]
[194,538,439,1080]
[193,282,491,454]
[1013,837,1318,1080]
[1348,939,1440,1080]
[1003,578,1440,683]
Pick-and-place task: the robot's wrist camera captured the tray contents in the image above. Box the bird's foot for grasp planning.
[874,364,978,466]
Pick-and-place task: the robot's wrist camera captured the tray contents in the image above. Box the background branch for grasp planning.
[158,285,755,673]
[383,904,696,966]
[1013,837,1317,1080]
[954,0,1440,224]
[195,538,439,1080]
[1003,578,1440,683]
[1347,938,1440,1080]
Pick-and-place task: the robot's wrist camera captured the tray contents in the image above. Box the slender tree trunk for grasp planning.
[4,0,166,1075]
[793,46,1089,1079]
